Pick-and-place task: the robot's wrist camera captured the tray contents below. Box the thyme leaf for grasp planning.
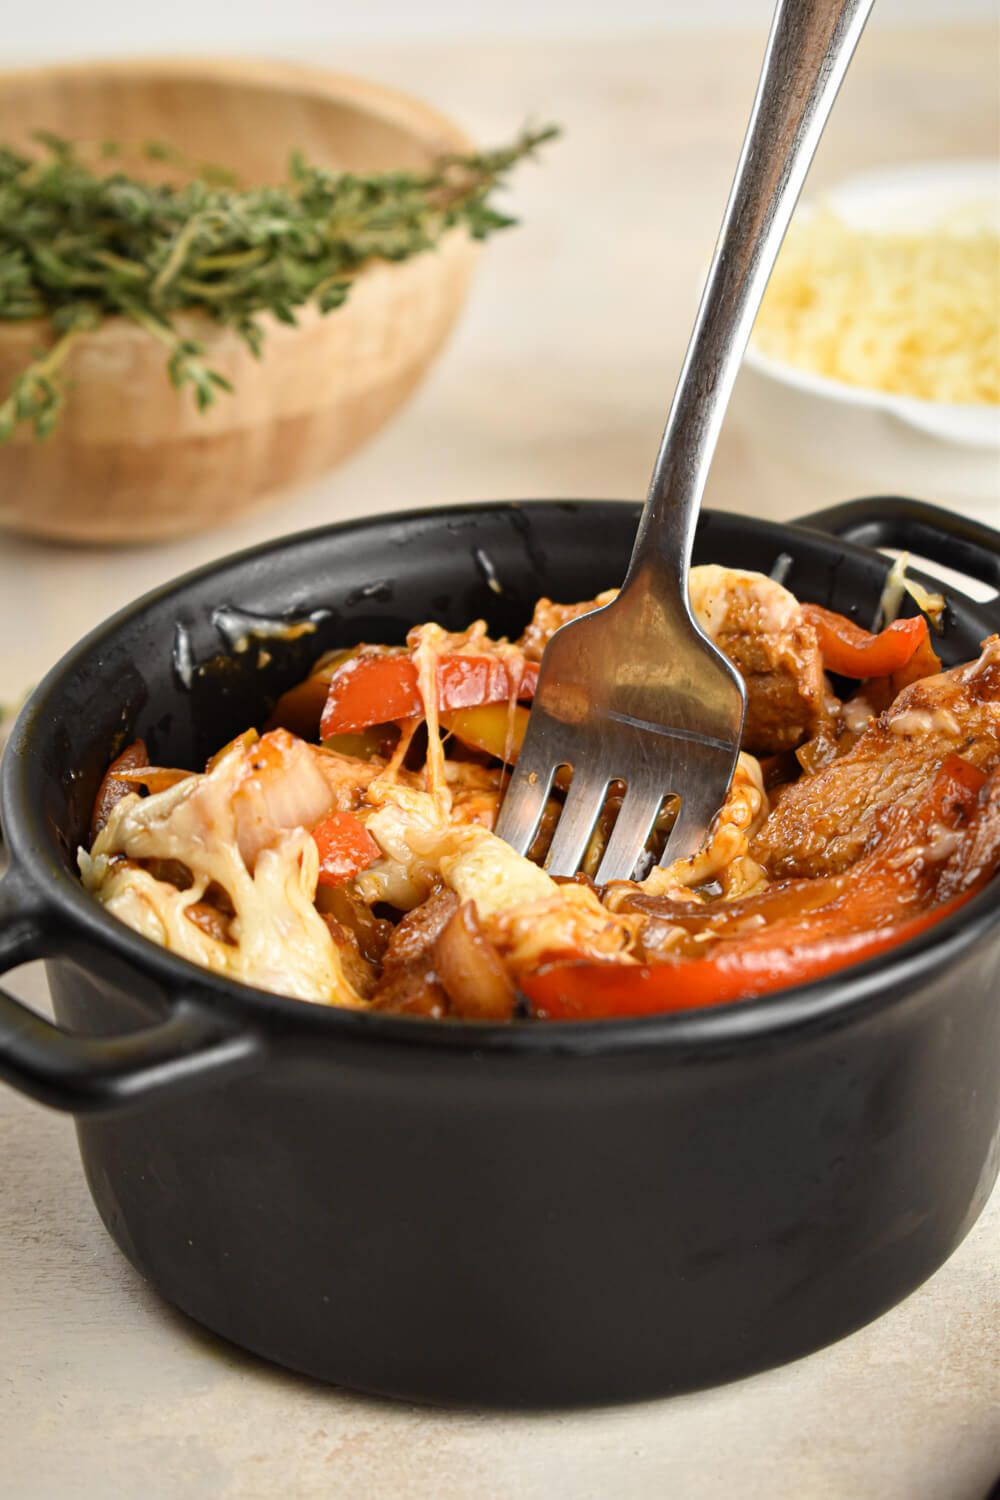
[0,124,557,440]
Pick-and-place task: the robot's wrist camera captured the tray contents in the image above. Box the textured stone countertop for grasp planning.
[1,26,998,1500]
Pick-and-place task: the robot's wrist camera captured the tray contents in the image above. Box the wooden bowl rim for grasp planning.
[0,54,473,154]
[0,56,476,353]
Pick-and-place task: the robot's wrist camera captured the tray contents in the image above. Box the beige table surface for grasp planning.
[1,26,998,1500]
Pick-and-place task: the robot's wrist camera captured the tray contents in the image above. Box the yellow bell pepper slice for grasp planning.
[441,703,529,763]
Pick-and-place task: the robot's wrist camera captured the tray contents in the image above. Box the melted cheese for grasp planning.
[594,567,801,640]
[358,782,638,964]
[80,742,365,1007]
[409,622,453,817]
[612,753,769,904]
[689,566,801,638]
[493,884,641,972]
[358,782,556,914]
[890,707,962,737]
[843,695,877,735]
[440,832,556,919]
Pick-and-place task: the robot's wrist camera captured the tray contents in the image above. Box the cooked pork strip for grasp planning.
[751,638,1000,880]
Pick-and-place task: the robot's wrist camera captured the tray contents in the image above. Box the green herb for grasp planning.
[0,125,557,440]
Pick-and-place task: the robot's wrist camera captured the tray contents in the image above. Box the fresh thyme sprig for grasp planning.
[0,125,558,440]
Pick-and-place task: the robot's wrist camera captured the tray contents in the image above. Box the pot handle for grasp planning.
[0,868,261,1116]
[795,496,1000,625]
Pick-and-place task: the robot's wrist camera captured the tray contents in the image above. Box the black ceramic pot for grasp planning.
[1,496,998,1408]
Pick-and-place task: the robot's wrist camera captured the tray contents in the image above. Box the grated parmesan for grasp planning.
[753,208,1000,405]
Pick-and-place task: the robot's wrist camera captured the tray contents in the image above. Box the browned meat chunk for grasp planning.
[518,593,615,662]
[518,574,828,755]
[714,615,827,755]
[751,638,1000,879]
[370,884,459,1016]
[688,567,829,754]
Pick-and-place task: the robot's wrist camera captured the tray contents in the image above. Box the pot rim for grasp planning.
[4,498,999,1058]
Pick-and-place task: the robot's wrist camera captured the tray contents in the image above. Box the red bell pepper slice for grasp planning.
[522,898,970,1019]
[321,653,538,738]
[802,603,939,680]
[523,755,990,1020]
[312,811,380,887]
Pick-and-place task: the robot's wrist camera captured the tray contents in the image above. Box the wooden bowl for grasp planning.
[0,59,479,543]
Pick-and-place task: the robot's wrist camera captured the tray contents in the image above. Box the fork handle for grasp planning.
[627,0,876,596]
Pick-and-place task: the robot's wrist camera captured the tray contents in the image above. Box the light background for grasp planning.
[1,12,999,1500]
[4,0,998,60]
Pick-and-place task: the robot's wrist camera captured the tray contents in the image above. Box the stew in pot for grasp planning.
[79,564,1000,1020]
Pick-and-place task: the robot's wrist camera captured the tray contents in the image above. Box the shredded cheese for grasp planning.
[753,208,1000,404]
[878,552,946,633]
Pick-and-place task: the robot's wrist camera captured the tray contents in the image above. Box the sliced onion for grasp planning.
[90,739,149,841]
[433,901,517,1020]
[233,730,335,868]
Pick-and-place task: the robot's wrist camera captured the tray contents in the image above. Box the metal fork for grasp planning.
[496,0,876,883]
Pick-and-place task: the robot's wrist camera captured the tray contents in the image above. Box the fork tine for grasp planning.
[544,773,610,877]
[493,757,558,856]
[593,781,665,885]
[658,785,716,867]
